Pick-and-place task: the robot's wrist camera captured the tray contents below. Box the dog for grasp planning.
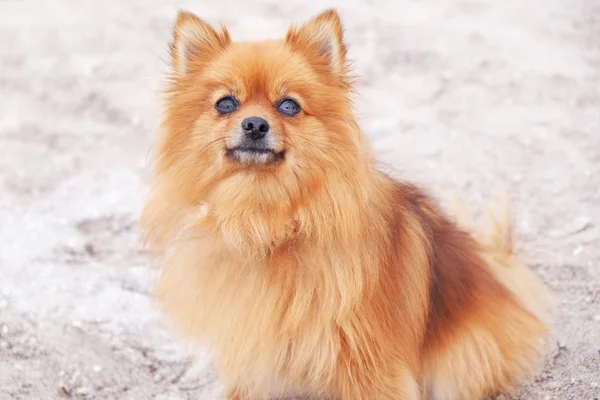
[140,9,550,399]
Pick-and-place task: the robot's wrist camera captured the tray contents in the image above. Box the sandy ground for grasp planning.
[1,0,599,399]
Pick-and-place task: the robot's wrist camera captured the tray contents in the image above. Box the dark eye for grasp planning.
[215,96,239,114]
[276,98,301,116]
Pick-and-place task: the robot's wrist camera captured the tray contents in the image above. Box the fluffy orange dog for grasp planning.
[141,9,549,399]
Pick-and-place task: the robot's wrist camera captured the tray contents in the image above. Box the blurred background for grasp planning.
[1,0,598,399]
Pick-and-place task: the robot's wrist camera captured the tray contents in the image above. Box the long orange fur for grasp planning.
[140,9,550,399]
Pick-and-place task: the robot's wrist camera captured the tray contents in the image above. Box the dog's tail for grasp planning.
[449,195,552,325]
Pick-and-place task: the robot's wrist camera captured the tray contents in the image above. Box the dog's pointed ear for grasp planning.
[170,11,231,75]
[285,9,347,76]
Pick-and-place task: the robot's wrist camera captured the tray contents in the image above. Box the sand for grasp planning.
[0,0,599,399]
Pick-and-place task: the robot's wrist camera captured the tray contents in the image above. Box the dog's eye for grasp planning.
[276,98,301,116]
[215,96,239,114]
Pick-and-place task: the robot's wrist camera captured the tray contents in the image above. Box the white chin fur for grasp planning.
[232,149,278,165]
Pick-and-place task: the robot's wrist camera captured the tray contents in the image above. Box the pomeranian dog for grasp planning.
[141,9,550,400]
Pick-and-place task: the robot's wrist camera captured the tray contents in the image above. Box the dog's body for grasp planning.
[141,10,548,399]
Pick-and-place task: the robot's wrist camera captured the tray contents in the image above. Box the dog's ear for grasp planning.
[170,11,231,75]
[285,9,347,76]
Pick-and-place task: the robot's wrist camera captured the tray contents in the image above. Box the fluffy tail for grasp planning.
[447,194,552,325]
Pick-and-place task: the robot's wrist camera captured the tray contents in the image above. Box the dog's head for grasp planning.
[157,10,367,204]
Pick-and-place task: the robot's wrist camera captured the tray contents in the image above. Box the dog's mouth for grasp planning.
[225,146,285,165]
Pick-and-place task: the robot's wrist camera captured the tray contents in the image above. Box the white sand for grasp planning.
[1,0,599,398]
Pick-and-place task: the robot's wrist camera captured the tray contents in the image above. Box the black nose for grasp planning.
[241,117,270,140]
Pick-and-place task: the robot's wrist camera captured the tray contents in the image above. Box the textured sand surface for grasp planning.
[1,0,599,399]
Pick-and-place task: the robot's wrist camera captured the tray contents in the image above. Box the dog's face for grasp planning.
[158,10,363,210]
[184,40,315,168]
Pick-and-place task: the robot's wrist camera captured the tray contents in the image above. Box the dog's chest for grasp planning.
[200,260,339,393]
[158,235,343,393]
